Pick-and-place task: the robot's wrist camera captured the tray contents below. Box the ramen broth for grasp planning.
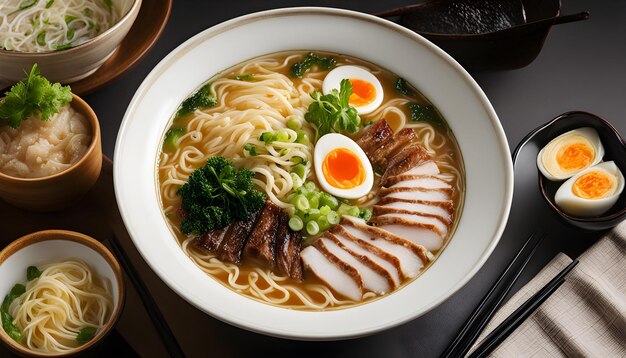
[158,51,465,310]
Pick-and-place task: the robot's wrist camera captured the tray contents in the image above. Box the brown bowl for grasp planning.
[0,230,125,357]
[0,94,102,212]
[376,0,589,71]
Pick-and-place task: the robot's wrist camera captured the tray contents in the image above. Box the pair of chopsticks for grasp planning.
[109,233,185,358]
[442,232,579,357]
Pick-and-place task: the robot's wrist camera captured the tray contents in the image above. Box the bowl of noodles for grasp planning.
[114,7,513,339]
[0,230,124,356]
[0,0,142,87]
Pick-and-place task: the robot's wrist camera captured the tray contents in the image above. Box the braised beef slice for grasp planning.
[217,209,262,263]
[287,230,304,281]
[243,201,281,267]
[273,211,292,275]
[195,226,229,252]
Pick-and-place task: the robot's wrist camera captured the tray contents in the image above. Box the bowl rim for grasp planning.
[534,111,626,224]
[0,93,101,182]
[0,229,125,357]
[0,0,142,57]
[114,6,513,339]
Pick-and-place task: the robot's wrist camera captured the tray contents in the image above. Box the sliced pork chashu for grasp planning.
[379,186,453,202]
[356,119,394,158]
[384,175,452,190]
[370,215,444,251]
[377,198,454,223]
[316,234,392,294]
[329,226,401,287]
[369,128,417,166]
[300,246,362,301]
[340,216,432,278]
[382,144,431,183]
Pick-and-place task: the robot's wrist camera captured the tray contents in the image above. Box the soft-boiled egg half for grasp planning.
[537,127,604,181]
[322,65,384,115]
[555,161,624,217]
[314,133,374,199]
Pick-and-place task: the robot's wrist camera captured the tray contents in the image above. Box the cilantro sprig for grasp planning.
[0,64,72,129]
[304,79,361,141]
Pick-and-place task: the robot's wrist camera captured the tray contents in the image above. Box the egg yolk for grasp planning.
[556,143,594,171]
[348,78,376,107]
[322,148,366,189]
[572,170,614,199]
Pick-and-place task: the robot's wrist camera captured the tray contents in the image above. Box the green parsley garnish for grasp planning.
[1,284,26,342]
[234,74,254,81]
[304,79,360,141]
[0,64,72,129]
[27,266,42,281]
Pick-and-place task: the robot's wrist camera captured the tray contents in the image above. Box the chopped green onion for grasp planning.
[287,117,301,130]
[304,181,316,192]
[319,205,331,215]
[328,211,340,225]
[319,193,339,210]
[291,163,306,178]
[288,216,304,231]
[359,209,373,221]
[317,215,330,231]
[294,195,309,211]
[260,131,274,143]
[306,220,320,236]
[296,130,308,144]
[348,206,360,217]
[36,31,46,46]
[290,172,303,188]
[243,144,257,156]
[275,130,289,142]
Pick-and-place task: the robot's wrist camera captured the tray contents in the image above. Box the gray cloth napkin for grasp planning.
[470,222,626,357]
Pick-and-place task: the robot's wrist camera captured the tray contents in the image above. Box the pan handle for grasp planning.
[553,11,590,25]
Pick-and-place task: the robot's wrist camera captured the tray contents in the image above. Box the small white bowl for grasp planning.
[0,230,125,357]
[114,7,513,340]
[0,0,142,88]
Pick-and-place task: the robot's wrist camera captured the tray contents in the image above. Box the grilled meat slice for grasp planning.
[244,201,281,267]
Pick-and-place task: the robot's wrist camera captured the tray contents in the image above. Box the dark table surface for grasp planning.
[7,0,626,357]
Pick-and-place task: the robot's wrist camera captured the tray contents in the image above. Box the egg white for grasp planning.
[537,127,604,181]
[554,161,624,217]
[322,65,384,115]
[313,133,374,199]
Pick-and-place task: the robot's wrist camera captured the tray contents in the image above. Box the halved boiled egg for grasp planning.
[537,127,604,181]
[555,161,624,217]
[314,133,374,199]
[322,65,384,115]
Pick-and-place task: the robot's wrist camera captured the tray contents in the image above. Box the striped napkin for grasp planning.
[470,222,626,357]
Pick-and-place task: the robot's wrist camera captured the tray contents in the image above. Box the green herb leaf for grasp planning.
[45,0,55,8]
[1,284,25,313]
[163,127,185,152]
[234,74,254,81]
[0,64,72,128]
[64,15,76,24]
[103,0,113,10]
[36,31,46,46]
[54,43,72,51]
[76,326,97,344]
[9,0,37,15]
[290,52,337,78]
[27,266,42,281]
[175,83,216,119]
[177,157,266,235]
[243,144,257,156]
[66,28,75,41]
[1,311,21,342]
[395,77,417,97]
[304,79,361,141]
[407,103,446,128]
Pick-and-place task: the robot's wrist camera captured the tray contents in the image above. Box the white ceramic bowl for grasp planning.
[0,230,124,356]
[114,7,513,340]
[0,0,142,88]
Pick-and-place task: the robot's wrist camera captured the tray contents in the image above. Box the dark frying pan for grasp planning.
[376,0,589,71]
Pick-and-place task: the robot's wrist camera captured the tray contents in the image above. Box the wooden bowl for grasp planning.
[0,230,125,357]
[377,0,589,71]
[514,111,626,230]
[0,94,102,212]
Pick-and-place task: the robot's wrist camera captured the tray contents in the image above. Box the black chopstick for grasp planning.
[109,234,185,358]
[469,259,579,358]
[442,231,545,358]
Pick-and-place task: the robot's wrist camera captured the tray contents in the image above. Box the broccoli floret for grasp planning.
[177,156,266,235]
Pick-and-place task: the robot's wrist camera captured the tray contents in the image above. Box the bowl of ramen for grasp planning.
[0,66,102,212]
[114,7,513,339]
[0,230,124,356]
[0,0,142,87]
